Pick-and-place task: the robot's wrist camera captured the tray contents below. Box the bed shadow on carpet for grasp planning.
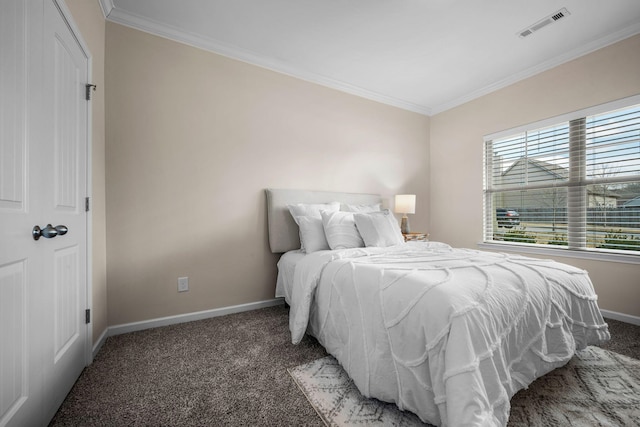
[288,346,640,426]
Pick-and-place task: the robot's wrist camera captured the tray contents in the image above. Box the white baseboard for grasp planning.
[92,328,109,361]
[89,299,285,362]
[106,298,285,338]
[88,302,635,361]
[601,309,640,326]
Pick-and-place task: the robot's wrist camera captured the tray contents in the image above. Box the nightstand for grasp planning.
[403,232,429,242]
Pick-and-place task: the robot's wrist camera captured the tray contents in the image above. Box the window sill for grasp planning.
[477,242,640,265]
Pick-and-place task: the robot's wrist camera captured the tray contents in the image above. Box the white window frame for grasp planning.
[480,94,640,265]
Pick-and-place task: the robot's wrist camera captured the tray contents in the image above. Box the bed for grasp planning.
[265,188,610,426]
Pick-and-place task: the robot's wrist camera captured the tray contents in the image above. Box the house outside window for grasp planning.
[484,96,640,255]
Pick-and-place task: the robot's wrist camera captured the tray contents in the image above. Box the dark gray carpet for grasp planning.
[51,305,327,426]
[50,305,639,426]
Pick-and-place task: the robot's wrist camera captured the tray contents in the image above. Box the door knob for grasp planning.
[32,224,68,241]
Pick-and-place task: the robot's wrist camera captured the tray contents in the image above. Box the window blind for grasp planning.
[484,100,640,253]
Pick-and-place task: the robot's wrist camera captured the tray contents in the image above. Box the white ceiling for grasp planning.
[100,0,640,115]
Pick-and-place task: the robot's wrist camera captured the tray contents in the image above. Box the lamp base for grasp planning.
[400,216,410,234]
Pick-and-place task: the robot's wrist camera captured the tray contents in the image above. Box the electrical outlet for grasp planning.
[178,277,189,292]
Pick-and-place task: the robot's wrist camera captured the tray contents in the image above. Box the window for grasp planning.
[484,96,640,255]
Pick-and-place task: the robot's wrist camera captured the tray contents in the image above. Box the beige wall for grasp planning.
[430,35,640,318]
[105,22,430,325]
[64,5,638,330]
[65,0,108,346]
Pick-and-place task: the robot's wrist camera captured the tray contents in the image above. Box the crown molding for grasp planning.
[431,22,640,115]
[105,7,432,116]
[98,0,114,19]
[103,5,640,117]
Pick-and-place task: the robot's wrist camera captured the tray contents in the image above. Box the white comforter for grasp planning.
[285,242,610,426]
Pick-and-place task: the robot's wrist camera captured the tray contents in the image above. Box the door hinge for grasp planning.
[85,84,96,101]
[85,197,90,212]
[85,309,91,324]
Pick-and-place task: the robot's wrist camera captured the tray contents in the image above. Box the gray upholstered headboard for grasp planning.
[265,188,382,253]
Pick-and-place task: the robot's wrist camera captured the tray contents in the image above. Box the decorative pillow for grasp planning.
[288,202,340,252]
[321,210,365,250]
[341,203,382,213]
[354,210,404,247]
[295,216,330,253]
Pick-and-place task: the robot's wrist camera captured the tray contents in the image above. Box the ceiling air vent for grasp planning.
[518,8,570,38]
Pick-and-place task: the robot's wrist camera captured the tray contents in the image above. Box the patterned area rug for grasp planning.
[288,346,640,426]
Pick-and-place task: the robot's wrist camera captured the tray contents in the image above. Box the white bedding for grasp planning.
[275,249,305,301]
[282,242,610,426]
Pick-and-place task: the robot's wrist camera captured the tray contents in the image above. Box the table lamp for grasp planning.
[394,194,416,234]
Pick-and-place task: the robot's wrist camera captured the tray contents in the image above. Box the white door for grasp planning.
[0,1,43,425]
[0,0,90,426]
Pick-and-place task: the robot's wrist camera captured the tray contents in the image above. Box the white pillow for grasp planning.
[354,210,404,247]
[341,203,382,213]
[321,210,364,250]
[295,216,330,253]
[288,202,340,220]
[287,202,339,252]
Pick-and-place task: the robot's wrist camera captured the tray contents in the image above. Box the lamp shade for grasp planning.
[394,194,416,214]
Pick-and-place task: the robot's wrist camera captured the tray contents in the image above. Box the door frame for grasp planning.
[53,0,93,365]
